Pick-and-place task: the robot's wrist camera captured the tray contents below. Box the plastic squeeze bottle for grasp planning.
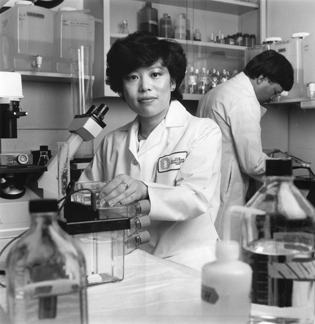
[201,240,252,324]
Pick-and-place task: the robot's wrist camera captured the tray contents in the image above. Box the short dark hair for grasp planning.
[244,50,294,91]
[106,31,187,101]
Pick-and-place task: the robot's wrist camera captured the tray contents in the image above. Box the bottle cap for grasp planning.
[138,230,150,244]
[266,159,292,176]
[138,215,151,229]
[29,199,58,213]
[215,240,239,260]
[138,199,151,215]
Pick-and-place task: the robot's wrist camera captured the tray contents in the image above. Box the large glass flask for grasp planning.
[242,159,315,324]
[6,199,88,324]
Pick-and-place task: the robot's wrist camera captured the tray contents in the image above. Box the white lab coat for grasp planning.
[80,100,222,271]
[196,72,268,239]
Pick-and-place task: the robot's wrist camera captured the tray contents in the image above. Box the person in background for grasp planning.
[79,31,222,271]
[196,50,294,239]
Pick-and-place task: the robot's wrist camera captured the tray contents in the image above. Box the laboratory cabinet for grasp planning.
[84,0,260,100]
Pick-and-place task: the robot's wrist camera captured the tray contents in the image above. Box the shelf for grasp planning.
[145,0,259,15]
[15,71,94,83]
[111,33,247,58]
[86,0,259,100]
[267,97,315,109]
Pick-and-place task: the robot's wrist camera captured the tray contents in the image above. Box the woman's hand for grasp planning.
[99,174,148,207]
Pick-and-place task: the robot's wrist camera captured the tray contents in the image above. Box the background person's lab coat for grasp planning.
[197,72,267,240]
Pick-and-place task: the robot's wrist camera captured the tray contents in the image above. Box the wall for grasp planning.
[265,0,315,167]
[2,0,305,165]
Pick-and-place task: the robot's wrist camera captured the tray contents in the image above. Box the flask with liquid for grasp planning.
[187,66,197,94]
[120,19,130,34]
[201,240,252,324]
[6,199,88,324]
[138,2,158,36]
[241,159,315,323]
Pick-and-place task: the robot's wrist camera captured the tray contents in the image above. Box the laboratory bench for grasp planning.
[0,249,207,324]
[0,249,304,324]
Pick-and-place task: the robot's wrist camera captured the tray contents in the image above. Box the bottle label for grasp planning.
[268,258,315,280]
[274,232,314,247]
[268,232,315,280]
[148,20,158,26]
[201,285,219,304]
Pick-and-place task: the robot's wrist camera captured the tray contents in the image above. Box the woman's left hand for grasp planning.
[99,174,148,207]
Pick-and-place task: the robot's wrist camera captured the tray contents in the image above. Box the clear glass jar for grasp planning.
[6,199,88,324]
[242,159,315,323]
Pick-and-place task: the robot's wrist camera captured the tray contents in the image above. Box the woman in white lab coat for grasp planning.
[79,31,222,271]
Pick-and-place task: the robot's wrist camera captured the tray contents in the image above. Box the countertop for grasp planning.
[0,249,309,324]
[0,250,211,324]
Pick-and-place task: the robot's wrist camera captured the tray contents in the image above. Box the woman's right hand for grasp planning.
[99,174,148,207]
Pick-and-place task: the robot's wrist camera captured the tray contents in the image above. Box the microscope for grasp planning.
[0,71,109,271]
[0,72,28,199]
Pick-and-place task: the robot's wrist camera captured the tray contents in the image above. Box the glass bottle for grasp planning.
[187,66,197,94]
[249,34,256,48]
[138,2,158,36]
[241,159,315,324]
[120,19,129,34]
[209,68,218,90]
[160,13,172,38]
[174,13,186,40]
[219,69,228,83]
[205,69,211,93]
[194,29,201,41]
[197,67,207,94]
[194,68,200,94]
[6,199,88,324]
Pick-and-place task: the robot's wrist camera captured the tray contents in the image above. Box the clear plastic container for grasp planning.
[53,8,95,74]
[242,159,315,323]
[62,198,150,284]
[59,216,130,286]
[98,199,150,219]
[6,199,88,324]
[0,3,54,72]
[71,181,108,208]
